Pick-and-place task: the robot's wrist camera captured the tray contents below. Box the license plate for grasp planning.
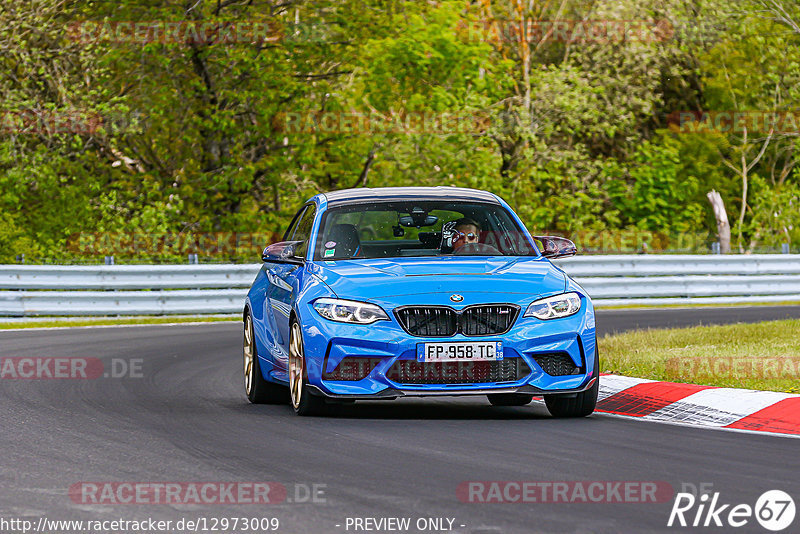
[417,342,503,363]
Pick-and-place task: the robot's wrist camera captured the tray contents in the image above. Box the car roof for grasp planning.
[320,187,500,206]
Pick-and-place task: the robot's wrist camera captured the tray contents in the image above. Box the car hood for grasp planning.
[308,256,567,303]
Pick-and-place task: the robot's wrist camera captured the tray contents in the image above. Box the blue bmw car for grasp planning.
[243,187,598,416]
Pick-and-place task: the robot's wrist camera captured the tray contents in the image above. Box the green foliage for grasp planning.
[1,0,799,262]
[603,132,705,233]
[747,172,800,249]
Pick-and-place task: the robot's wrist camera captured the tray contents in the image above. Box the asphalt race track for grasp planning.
[1,308,799,534]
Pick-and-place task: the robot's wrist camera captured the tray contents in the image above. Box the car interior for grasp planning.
[316,203,535,260]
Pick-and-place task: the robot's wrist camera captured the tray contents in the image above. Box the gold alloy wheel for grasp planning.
[289,322,304,409]
[244,316,254,395]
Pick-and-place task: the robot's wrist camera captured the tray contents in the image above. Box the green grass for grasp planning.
[0,315,239,330]
[599,319,800,393]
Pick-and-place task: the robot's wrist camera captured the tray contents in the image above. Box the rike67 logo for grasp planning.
[668,488,795,531]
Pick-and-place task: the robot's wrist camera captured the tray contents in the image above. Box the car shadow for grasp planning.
[229,397,567,420]
[323,399,554,420]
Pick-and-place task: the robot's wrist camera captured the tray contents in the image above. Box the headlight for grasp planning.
[313,298,389,324]
[524,292,582,320]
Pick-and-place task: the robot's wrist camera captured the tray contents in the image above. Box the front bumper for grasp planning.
[307,377,598,400]
[299,297,597,398]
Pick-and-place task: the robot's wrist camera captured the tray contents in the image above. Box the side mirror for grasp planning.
[534,236,577,259]
[262,241,305,264]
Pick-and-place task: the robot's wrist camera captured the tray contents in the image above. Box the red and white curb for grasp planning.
[596,375,800,438]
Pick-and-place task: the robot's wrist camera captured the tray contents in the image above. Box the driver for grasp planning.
[452,217,481,252]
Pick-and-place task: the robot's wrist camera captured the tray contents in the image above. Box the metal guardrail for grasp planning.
[0,264,257,290]
[559,255,800,277]
[1,255,799,316]
[0,265,257,316]
[559,255,800,306]
[0,289,246,316]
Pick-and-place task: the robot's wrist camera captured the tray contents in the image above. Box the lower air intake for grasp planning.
[386,358,531,385]
[531,353,582,376]
[322,357,381,381]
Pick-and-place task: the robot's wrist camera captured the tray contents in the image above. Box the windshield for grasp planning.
[314,201,536,260]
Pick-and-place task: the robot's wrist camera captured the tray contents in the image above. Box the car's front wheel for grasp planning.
[244,313,287,404]
[288,320,326,416]
[544,349,599,418]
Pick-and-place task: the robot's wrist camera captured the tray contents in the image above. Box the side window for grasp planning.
[283,207,307,241]
[292,204,316,257]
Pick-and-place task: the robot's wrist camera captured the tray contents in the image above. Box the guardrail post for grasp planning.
[104,256,115,265]
[783,243,791,254]
[711,242,721,255]
[188,253,199,264]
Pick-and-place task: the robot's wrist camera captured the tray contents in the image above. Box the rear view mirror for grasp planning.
[262,241,305,264]
[398,215,438,228]
[534,236,577,259]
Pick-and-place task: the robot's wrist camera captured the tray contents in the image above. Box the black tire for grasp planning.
[544,345,599,418]
[487,393,534,406]
[244,313,288,404]
[289,320,327,416]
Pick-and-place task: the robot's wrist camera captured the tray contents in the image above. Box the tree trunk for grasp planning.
[707,190,731,254]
